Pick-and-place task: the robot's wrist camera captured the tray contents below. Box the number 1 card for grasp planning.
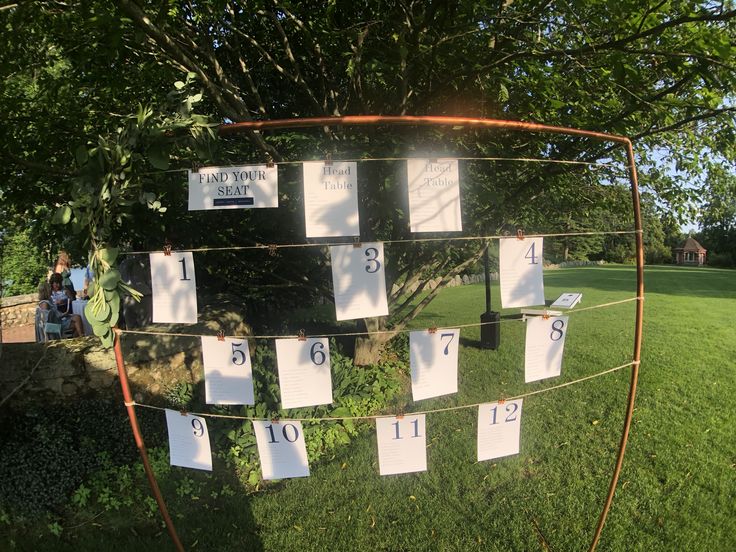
[410,329,460,401]
[201,336,255,405]
[252,420,310,480]
[275,338,333,409]
[165,409,213,471]
[477,400,523,461]
[525,315,569,383]
[376,415,427,475]
[330,243,389,321]
[150,251,198,323]
[499,237,545,309]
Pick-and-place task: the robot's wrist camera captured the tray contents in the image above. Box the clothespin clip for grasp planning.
[352,236,362,248]
[265,155,274,168]
[428,326,438,334]
[217,330,225,341]
[271,416,281,424]
[324,153,333,166]
[395,411,405,420]
[163,239,173,256]
[179,409,189,416]
[268,244,278,257]
[190,161,201,173]
[498,397,506,405]
[516,228,525,240]
[297,329,306,341]
[542,310,550,320]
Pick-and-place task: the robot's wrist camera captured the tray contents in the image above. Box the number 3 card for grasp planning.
[410,329,460,401]
[165,409,213,471]
[253,420,310,480]
[525,315,569,383]
[477,399,523,461]
[150,251,198,323]
[376,415,427,475]
[275,338,333,409]
[330,243,389,321]
[201,336,255,405]
[499,237,545,309]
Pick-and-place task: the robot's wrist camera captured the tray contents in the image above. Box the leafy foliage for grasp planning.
[0,227,49,296]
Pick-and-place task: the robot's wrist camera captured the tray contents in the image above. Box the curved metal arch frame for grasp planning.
[114,115,643,552]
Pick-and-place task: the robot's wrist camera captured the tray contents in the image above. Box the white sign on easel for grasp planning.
[303,161,360,237]
[188,164,278,210]
[330,242,389,321]
[150,251,198,323]
[252,420,310,480]
[499,236,545,308]
[406,158,462,232]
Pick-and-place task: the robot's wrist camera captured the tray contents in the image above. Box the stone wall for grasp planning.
[1,293,36,328]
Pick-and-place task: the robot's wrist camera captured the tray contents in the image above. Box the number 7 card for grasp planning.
[410,329,460,401]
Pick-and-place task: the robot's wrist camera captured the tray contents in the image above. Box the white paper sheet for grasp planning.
[201,336,255,405]
[376,415,427,475]
[275,338,333,409]
[303,161,360,237]
[477,399,523,461]
[330,243,389,321]
[499,237,545,308]
[410,329,460,401]
[252,420,310,480]
[188,164,278,210]
[150,252,198,323]
[406,158,462,232]
[525,315,569,383]
[550,292,582,309]
[165,409,212,471]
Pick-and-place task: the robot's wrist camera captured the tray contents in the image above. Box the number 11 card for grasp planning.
[376,415,427,476]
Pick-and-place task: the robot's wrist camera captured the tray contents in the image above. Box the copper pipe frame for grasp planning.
[113,330,185,552]
[221,116,643,550]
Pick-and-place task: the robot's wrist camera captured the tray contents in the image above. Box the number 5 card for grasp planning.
[525,315,569,383]
[477,399,523,461]
[376,415,427,475]
[410,329,460,401]
[165,409,213,471]
[499,237,545,309]
[253,420,310,480]
[275,338,333,409]
[201,336,255,405]
[150,251,198,323]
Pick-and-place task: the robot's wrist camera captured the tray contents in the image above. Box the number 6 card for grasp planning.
[499,237,545,308]
[275,338,333,409]
[330,243,389,321]
[524,315,569,383]
[477,399,523,461]
[252,420,310,480]
[150,251,198,323]
[410,329,460,401]
[201,336,255,405]
[165,409,212,471]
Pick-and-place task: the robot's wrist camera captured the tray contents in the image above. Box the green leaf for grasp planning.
[53,205,72,225]
[99,247,119,265]
[174,81,186,89]
[330,407,352,418]
[98,268,121,290]
[148,147,170,170]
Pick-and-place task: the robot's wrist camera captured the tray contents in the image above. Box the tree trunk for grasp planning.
[353,317,393,366]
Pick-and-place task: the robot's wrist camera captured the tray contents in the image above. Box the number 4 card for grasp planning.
[275,338,333,409]
[253,420,310,480]
[376,415,427,475]
[150,251,198,323]
[165,409,213,471]
[477,399,523,461]
[410,329,460,401]
[525,315,569,383]
[499,237,545,309]
[201,336,255,405]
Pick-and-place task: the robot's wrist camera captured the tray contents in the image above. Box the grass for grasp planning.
[5,264,736,551]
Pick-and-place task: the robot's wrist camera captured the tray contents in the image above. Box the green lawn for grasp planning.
[7,265,736,551]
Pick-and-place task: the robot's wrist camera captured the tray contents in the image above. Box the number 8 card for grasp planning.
[524,315,569,383]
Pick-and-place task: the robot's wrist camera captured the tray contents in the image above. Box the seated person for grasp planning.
[50,250,75,293]
[48,273,84,337]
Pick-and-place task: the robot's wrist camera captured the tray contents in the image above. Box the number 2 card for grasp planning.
[499,237,545,309]
[201,336,255,405]
[165,409,212,471]
[376,415,427,476]
[330,242,389,321]
[275,338,333,409]
[525,315,569,383]
[410,329,460,401]
[150,251,198,323]
[252,420,310,480]
[477,399,523,461]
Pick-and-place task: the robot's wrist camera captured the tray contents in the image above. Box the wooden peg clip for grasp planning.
[268,244,278,257]
[428,326,438,334]
[190,161,201,173]
[266,155,274,168]
[498,396,506,405]
[542,310,550,320]
[324,153,333,166]
[217,330,225,341]
[395,412,405,420]
[271,417,281,424]
[163,240,173,256]
[352,236,362,248]
[179,409,189,416]
[516,229,525,240]
[297,329,307,341]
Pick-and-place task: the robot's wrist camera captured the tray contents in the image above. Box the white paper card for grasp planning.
[525,315,569,383]
[376,415,427,475]
[330,243,389,321]
[188,164,278,210]
[275,338,333,409]
[410,329,460,401]
[303,161,360,237]
[253,420,310,480]
[477,400,523,461]
[150,252,198,323]
[499,237,545,308]
[165,409,212,471]
[201,336,255,405]
[550,292,582,309]
[406,158,462,232]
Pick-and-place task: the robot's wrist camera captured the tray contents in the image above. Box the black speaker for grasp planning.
[480,311,500,349]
